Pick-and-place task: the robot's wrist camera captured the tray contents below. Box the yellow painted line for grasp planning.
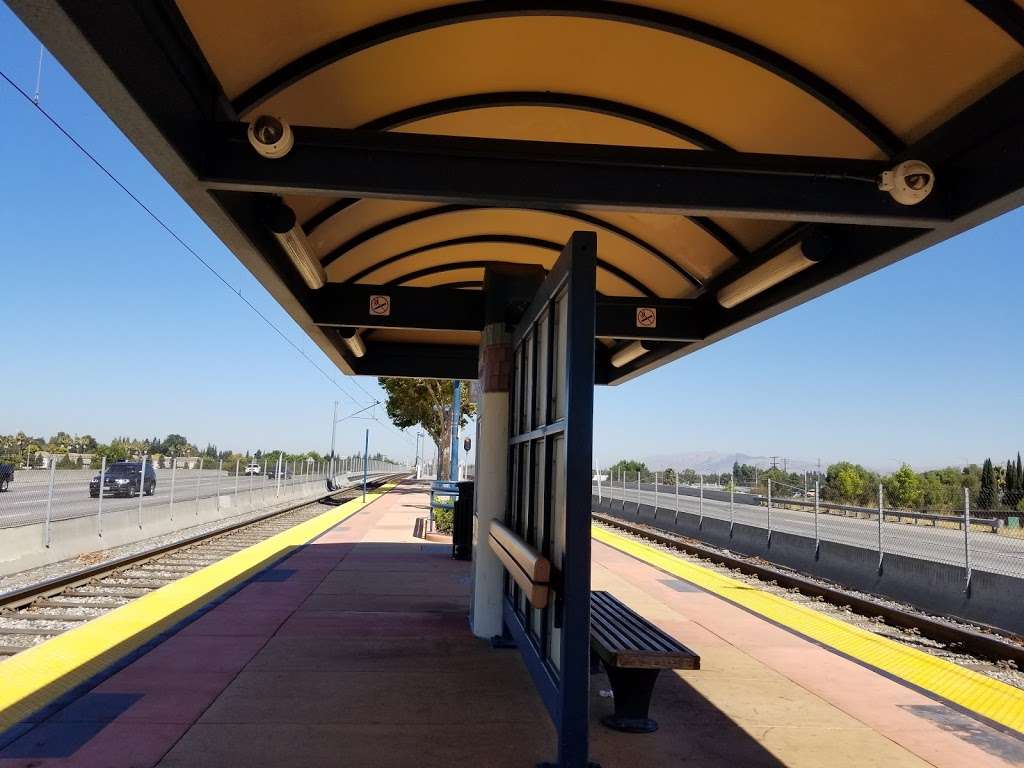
[593,524,1024,734]
[0,484,397,731]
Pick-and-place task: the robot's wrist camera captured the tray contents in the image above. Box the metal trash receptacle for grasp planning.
[452,481,475,560]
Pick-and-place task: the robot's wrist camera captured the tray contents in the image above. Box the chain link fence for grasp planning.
[0,450,406,565]
[594,464,1024,582]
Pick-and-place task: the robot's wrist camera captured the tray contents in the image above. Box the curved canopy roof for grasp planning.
[15,0,1024,381]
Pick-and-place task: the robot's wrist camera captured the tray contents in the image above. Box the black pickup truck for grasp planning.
[0,463,13,492]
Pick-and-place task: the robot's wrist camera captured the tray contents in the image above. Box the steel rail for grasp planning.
[0,474,407,612]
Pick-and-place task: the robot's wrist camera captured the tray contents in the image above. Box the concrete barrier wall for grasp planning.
[0,473,360,578]
[593,497,1024,636]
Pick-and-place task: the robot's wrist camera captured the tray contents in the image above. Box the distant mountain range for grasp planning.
[637,451,825,475]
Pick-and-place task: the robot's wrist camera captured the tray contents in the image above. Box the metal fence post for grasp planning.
[698,474,704,529]
[195,457,203,517]
[234,458,240,502]
[814,480,820,555]
[216,458,223,512]
[169,458,177,522]
[248,460,254,508]
[97,456,106,537]
[137,455,147,529]
[674,474,679,526]
[276,454,283,497]
[653,471,658,519]
[729,471,734,536]
[963,487,972,592]
[877,483,884,572]
[43,457,56,548]
[636,470,641,518]
[596,463,602,503]
[262,459,268,507]
[766,478,772,543]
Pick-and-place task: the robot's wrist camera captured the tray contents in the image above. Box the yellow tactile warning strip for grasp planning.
[592,524,1024,735]
[0,484,397,732]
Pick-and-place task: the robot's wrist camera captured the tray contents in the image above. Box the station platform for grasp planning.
[0,480,1021,767]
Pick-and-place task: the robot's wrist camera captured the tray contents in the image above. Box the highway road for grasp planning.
[595,483,1024,579]
[0,469,327,528]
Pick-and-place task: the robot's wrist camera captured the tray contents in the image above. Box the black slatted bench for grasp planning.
[590,590,700,733]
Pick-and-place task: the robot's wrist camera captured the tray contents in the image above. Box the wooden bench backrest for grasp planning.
[489,520,551,609]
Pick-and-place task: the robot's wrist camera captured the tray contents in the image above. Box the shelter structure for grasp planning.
[13,2,1024,765]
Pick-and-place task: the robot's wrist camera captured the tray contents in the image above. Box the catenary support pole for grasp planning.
[363,429,369,502]
[450,381,461,482]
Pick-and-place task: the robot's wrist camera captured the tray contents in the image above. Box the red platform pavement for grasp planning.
[2,480,1022,767]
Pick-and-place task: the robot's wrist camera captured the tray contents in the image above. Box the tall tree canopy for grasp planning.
[978,458,999,510]
[378,378,475,478]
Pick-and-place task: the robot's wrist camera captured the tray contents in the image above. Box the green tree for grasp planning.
[824,462,867,504]
[883,464,922,510]
[978,458,998,510]
[608,459,648,480]
[378,378,475,479]
[161,434,191,456]
[662,468,676,485]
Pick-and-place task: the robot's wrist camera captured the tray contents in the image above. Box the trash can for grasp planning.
[452,480,475,560]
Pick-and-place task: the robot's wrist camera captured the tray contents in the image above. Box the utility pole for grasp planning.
[450,380,461,482]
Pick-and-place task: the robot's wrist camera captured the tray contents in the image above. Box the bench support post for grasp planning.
[600,665,662,733]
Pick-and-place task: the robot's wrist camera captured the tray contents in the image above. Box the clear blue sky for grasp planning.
[1,7,1021,471]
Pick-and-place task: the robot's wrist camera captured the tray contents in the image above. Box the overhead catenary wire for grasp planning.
[0,64,371,409]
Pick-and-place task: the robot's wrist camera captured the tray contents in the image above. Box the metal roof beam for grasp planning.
[311,284,703,341]
[349,342,479,379]
[312,284,484,332]
[200,124,951,227]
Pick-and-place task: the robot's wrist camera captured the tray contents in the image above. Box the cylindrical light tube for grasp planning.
[264,200,326,290]
[716,244,814,309]
[610,340,649,368]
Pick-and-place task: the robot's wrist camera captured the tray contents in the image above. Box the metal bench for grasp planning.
[590,590,700,733]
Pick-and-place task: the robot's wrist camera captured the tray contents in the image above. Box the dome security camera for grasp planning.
[247,115,294,159]
[878,160,935,206]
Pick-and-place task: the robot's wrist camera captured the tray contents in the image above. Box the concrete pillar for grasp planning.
[470,321,512,638]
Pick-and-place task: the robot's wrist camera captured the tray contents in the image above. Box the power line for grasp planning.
[0,65,370,409]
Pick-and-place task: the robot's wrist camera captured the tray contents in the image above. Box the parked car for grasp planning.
[244,463,262,476]
[89,461,156,498]
[0,463,13,492]
[266,467,293,480]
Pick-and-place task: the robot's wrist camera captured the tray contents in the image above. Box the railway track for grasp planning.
[0,477,403,658]
[593,510,1024,672]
